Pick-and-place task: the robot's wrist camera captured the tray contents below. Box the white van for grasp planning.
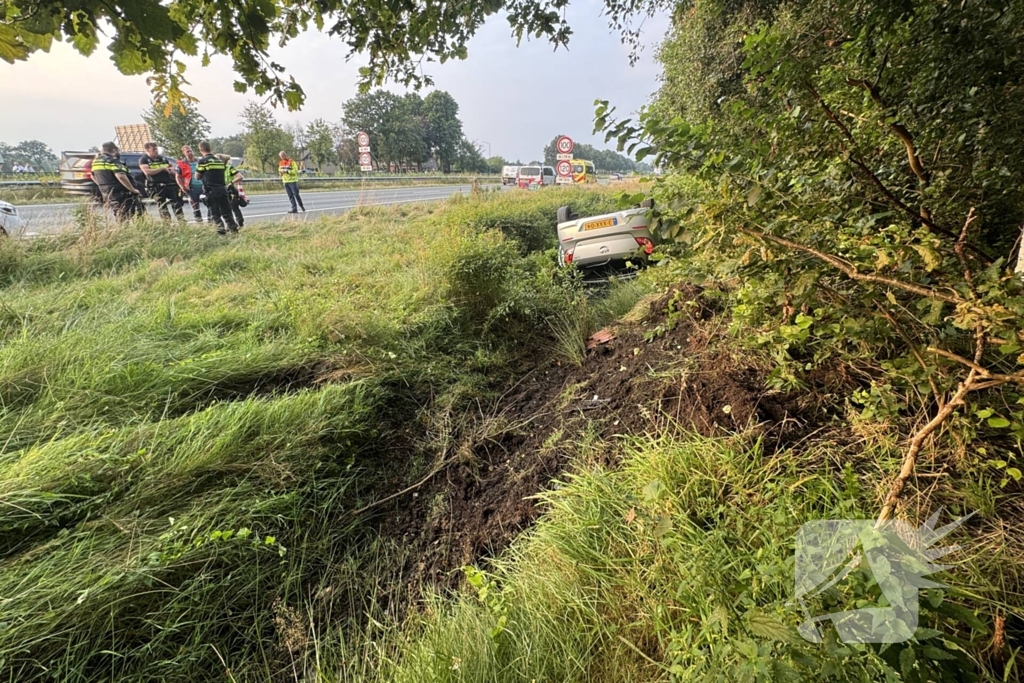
[501,165,520,185]
[517,165,557,189]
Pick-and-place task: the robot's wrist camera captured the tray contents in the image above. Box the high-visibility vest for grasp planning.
[279,160,299,183]
[196,154,230,188]
[91,154,131,195]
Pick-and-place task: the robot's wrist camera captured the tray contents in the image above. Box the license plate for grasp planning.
[583,217,617,231]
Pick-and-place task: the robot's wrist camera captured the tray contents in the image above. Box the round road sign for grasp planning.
[556,135,574,155]
[359,152,372,166]
[556,160,572,177]
[357,132,370,147]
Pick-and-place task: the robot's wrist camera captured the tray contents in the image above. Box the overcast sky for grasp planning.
[0,0,668,163]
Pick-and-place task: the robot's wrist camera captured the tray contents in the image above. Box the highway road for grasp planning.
[12,185,488,236]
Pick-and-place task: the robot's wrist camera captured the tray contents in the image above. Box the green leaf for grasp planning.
[899,646,917,680]
[746,185,762,206]
[922,645,956,661]
[745,611,799,644]
[987,417,1010,429]
[642,479,664,502]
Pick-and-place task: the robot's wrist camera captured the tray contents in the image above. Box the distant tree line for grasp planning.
[0,141,58,173]
[141,90,491,174]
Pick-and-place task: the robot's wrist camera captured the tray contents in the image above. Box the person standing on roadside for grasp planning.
[180,145,207,223]
[218,154,247,229]
[196,142,238,234]
[140,142,187,221]
[91,142,144,221]
[278,151,305,213]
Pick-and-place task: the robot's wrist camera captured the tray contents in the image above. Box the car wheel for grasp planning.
[557,206,573,224]
[640,198,655,210]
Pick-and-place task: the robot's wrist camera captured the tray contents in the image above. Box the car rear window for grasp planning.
[520,167,540,176]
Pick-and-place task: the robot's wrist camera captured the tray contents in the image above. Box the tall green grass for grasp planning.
[381,435,1007,682]
[0,188,620,681]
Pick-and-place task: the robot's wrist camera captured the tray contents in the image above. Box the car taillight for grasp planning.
[564,249,574,264]
[634,236,654,255]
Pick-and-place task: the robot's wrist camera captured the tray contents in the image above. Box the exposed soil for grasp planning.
[378,284,824,593]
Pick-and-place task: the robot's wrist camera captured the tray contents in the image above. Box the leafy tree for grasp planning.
[0,140,58,171]
[305,119,338,169]
[2,0,637,109]
[453,138,489,173]
[209,134,247,159]
[240,102,287,172]
[601,0,1024,604]
[341,90,431,171]
[142,100,211,155]
[486,156,508,173]
[423,91,463,173]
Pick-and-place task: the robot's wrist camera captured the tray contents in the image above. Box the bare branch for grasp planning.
[876,368,977,525]
[846,78,931,186]
[736,225,963,304]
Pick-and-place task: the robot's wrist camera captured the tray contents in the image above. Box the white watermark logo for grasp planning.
[794,510,971,643]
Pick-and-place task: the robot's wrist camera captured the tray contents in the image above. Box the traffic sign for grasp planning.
[555,176,573,185]
[556,160,572,177]
[358,146,371,153]
[359,151,373,171]
[556,135,574,155]
[556,153,572,161]
[357,132,370,147]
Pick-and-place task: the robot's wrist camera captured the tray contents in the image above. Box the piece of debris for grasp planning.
[587,327,617,350]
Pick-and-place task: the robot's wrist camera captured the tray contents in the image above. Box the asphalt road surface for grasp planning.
[13,185,488,236]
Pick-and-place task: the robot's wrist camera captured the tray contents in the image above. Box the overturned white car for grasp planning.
[556,200,656,282]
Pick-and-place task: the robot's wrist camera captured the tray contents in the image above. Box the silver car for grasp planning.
[0,201,22,236]
[556,200,655,282]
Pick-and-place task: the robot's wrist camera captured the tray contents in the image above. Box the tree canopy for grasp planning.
[340,88,484,172]
[0,140,57,172]
[0,0,666,111]
[141,101,212,155]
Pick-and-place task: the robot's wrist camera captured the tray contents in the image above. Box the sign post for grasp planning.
[555,135,574,161]
[357,132,373,171]
[556,159,574,185]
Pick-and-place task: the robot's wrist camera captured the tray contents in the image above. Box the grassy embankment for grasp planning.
[0,187,633,681]
[0,185,1019,682]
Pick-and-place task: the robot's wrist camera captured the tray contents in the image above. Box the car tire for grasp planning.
[557,206,573,224]
[640,198,655,210]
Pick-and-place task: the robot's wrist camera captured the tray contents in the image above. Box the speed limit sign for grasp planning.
[556,135,574,156]
[357,132,370,148]
[556,160,572,177]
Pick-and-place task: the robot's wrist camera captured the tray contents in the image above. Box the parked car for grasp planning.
[59,150,147,200]
[517,165,557,189]
[555,200,656,282]
[0,201,22,236]
[501,165,520,185]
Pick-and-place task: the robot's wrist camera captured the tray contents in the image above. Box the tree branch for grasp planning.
[736,225,962,304]
[876,368,977,525]
[846,78,931,187]
[806,83,991,261]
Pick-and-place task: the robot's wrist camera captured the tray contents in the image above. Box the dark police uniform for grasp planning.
[225,164,245,228]
[140,153,185,220]
[91,153,144,221]
[195,153,238,233]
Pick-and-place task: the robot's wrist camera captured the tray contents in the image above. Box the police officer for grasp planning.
[140,142,187,221]
[278,151,305,213]
[91,142,144,221]
[195,141,238,234]
[217,154,246,229]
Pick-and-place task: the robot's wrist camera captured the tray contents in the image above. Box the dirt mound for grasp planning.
[379,284,818,591]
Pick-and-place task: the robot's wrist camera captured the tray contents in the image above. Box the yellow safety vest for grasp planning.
[279,160,299,184]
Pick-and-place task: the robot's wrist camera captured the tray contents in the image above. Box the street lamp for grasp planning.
[480,140,491,157]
